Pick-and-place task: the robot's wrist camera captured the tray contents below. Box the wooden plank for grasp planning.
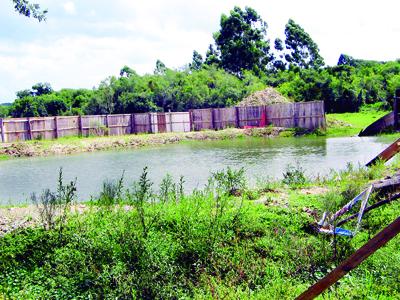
[27,118,32,140]
[395,89,400,130]
[210,108,215,130]
[372,175,400,190]
[131,113,136,134]
[296,216,400,300]
[366,138,400,166]
[235,107,240,128]
[54,116,59,139]
[148,113,153,133]
[189,110,193,131]
[359,111,394,136]
[78,115,83,136]
[0,118,4,143]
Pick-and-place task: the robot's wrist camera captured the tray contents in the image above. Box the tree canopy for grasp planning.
[213,6,272,75]
[283,19,324,69]
[12,0,47,22]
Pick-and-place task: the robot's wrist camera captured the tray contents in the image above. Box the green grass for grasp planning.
[1,162,399,299]
[326,110,390,137]
[0,154,9,161]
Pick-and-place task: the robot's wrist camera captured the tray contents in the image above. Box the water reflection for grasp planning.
[0,136,393,204]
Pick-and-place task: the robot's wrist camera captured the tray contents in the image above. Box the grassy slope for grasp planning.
[0,160,399,299]
[326,110,390,137]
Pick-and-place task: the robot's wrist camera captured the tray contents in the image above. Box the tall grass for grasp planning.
[1,165,399,299]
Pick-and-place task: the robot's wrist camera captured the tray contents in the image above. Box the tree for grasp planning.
[16,89,33,99]
[32,82,53,96]
[272,38,286,71]
[154,60,167,75]
[213,6,272,75]
[284,19,324,69]
[12,0,47,22]
[189,51,203,71]
[120,65,137,78]
[204,44,220,66]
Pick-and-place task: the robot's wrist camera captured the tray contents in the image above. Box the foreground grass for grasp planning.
[1,160,399,299]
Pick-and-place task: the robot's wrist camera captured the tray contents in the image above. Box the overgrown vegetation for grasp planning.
[1,161,399,299]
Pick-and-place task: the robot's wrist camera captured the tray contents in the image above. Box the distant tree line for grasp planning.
[1,6,400,118]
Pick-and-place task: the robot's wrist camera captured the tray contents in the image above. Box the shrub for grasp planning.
[31,169,77,230]
[96,172,124,207]
[211,167,246,196]
[282,163,308,188]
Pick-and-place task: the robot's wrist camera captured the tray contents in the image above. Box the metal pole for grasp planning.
[296,216,400,300]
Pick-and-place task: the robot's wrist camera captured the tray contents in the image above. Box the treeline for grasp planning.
[1,6,400,118]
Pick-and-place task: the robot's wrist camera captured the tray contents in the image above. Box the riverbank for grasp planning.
[0,110,395,160]
[1,159,399,298]
[0,127,291,159]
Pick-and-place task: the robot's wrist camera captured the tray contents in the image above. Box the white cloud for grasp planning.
[63,1,76,15]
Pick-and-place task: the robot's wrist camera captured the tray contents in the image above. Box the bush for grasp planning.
[282,164,308,188]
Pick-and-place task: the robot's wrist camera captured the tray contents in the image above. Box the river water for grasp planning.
[0,136,396,204]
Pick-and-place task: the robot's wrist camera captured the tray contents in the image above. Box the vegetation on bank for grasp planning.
[0,159,399,299]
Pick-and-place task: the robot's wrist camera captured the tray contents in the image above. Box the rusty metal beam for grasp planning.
[366,138,400,167]
[296,216,400,300]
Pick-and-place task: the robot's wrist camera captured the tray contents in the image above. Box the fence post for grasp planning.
[0,118,4,143]
[105,114,109,127]
[235,107,240,128]
[189,110,193,131]
[27,117,32,140]
[210,108,215,130]
[78,115,83,136]
[394,89,400,130]
[169,112,173,132]
[54,116,59,139]
[131,114,136,134]
[148,113,153,133]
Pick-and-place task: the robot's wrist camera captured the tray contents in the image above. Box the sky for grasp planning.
[0,0,399,103]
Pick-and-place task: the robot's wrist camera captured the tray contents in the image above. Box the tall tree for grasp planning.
[272,38,286,71]
[32,82,52,96]
[284,19,324,69]
[213,6,272,75]
[154,60,167,75]
[189,50,204,71]
[119,65,137,78]
[12,0,47,22]
[204,44,220,66]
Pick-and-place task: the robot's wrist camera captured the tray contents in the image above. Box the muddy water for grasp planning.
[0,136,395,204]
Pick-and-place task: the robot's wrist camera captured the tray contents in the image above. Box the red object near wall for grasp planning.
[260,110,267,127]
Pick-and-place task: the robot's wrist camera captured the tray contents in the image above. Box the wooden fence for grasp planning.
[0,101,325,143]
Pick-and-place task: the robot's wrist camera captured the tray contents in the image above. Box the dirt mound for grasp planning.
[238,87,291,107]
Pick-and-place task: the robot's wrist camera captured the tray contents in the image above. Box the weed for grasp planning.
[282,163,308,188]
[211,167,246,196]
[31,169,77,231]
[96,171,124,207]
